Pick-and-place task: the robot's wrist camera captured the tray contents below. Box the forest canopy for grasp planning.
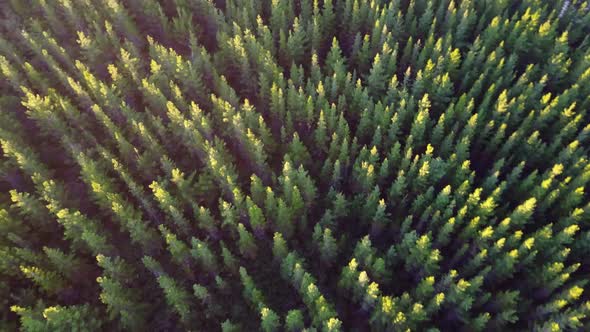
[1,0,590,331]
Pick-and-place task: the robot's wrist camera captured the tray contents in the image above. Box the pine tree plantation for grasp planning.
[1,0,590,331]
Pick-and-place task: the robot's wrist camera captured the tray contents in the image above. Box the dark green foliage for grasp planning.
[0,0,590,331]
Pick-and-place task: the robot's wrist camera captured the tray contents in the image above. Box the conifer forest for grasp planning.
[1,0,590,331]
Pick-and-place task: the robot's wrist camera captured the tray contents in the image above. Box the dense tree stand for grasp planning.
[1,0,590,331]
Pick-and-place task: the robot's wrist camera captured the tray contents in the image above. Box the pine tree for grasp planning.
[319,227,338,265]
[190,238,218,273]
[260,307,281,332]
[157,275,193,324]
[285,309,305,331]
[237,223,258,259]
[220,242,239,274]
[272,232,289,261]
[367,54,387,99]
